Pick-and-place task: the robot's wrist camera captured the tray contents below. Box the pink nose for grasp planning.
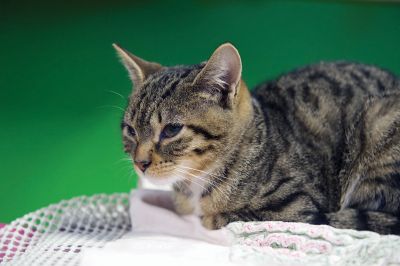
[135,160,151,172]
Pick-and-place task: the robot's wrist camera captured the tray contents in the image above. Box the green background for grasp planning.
[1,0,399,223]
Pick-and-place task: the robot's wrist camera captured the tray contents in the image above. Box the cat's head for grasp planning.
[114,43,252,186]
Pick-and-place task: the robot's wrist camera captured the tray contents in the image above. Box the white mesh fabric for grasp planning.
[0,193,131,266]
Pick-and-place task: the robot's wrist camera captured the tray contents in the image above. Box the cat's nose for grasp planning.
[134,159,152,173]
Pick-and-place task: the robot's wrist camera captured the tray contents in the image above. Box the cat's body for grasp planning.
[115,43,400,234]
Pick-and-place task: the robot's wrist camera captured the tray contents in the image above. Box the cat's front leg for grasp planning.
[173,191,194,215]
[201,210,263,229]
[201,213,231,230]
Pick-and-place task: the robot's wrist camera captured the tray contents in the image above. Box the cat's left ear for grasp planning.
[193,43,242,107]
[113,43,163,88]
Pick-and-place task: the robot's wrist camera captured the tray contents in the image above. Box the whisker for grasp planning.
[174,172,209,193]
[179,165,227,182]
[126,171,136,184]
[112,156,133,167]
[175,168,230,200]
[106,90,126,99]
[120,157,133,162]
[175,157,238,199]
[176,165,230,190]
[97,105,125,112]
[177,163,237,200]
[175,169,212,191]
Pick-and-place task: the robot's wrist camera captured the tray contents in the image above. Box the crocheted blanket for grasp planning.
[227,221,400,265]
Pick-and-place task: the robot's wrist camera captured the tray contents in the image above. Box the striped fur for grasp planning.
[116,43,400,235]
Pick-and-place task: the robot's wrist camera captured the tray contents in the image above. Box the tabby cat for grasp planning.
[114,43,400,235]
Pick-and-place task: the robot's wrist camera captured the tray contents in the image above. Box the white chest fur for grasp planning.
[189,175,208,216]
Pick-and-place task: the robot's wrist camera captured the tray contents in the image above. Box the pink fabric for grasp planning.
[0,224,5,230]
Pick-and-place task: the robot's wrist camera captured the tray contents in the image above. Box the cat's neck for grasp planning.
[189,89,267,213]
[211,81,268,183]
[232,80,265,145]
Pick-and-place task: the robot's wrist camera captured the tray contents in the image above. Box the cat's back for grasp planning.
[251,61,400,163]
[253,61,399,103]
[253,61,399,125]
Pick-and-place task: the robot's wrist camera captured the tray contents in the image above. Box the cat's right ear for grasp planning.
[192,43,242,108]
[113,43,163,88]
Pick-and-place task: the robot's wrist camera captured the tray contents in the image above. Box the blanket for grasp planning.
[80,189,400,266]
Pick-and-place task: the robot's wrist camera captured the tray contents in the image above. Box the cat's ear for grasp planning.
[193,43,242,106]
[113,43,163,88]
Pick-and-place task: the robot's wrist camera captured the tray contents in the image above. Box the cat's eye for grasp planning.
[161,124,183,139]
[127,126,136,137]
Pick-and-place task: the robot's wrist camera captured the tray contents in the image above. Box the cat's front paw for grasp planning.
[201,214,228,230]
[173,192,194,215]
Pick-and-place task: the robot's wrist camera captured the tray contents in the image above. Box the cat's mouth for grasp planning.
[133,159,215,188]
[134,165,183,186]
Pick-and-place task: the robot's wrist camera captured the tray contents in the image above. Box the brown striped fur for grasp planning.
[114,43,400,235]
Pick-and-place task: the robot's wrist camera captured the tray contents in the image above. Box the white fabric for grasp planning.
[80,189,235,266]
[80,233,234,266]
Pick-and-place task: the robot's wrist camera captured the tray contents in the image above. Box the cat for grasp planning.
[114,42,400,235]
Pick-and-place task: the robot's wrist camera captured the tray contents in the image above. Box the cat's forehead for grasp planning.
[126,64,204,127]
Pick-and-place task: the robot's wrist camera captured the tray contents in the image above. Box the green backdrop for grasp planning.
[1,0,399,223]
